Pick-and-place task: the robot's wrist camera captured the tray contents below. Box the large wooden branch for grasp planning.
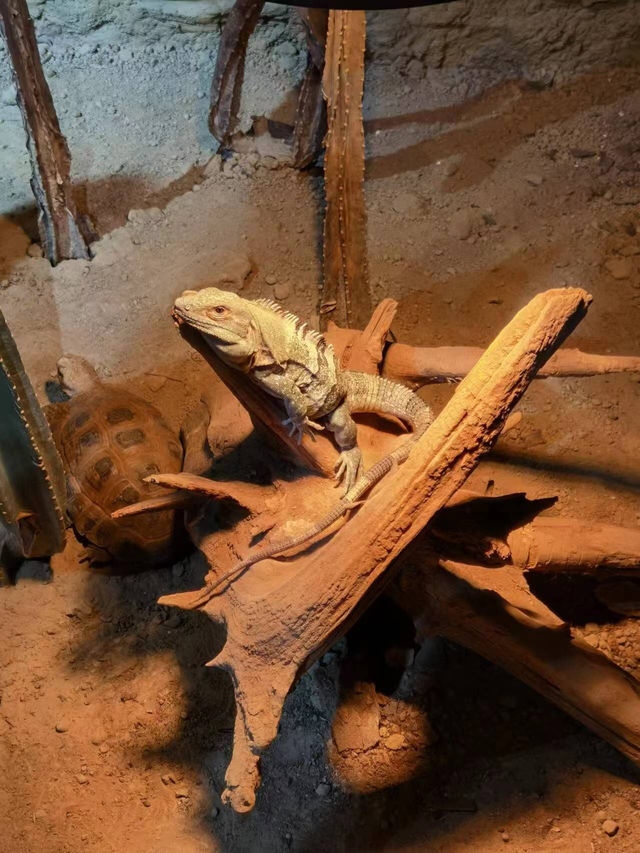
[162,288,591,812]
[507,516,640,577]
[429,493,640,577]
[383,343,640,389]
[327,325,640,389]
[0,0,91,264]
[393,552,640,765]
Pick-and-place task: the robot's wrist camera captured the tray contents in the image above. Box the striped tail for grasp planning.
[343,371,433,461]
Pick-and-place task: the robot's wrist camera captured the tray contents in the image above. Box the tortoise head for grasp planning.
[57,355,100,397]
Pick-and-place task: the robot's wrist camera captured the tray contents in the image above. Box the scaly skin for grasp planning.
[172,288,433,607]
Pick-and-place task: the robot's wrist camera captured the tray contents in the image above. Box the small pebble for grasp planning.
[55,719,70,733]
[444,158,459,177]
[392,192,422,217]
[26,243,43,258]
[75,774,89,785]
[265,274,277,285]
[604,257,632,280]
[274,283,290,300]
[525,173,544,186]
[602,819,619,836]
[315,783,331,796]
[501,831,510,842]
[175,787,190,799]
[405,58,423,79]
[90,728,107,745]
[385,733,406,750]
[449,210,474,241]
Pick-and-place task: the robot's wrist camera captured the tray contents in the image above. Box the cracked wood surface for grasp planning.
[161,287,591,812]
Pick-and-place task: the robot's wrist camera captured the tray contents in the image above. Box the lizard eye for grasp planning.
[208,306,227,317]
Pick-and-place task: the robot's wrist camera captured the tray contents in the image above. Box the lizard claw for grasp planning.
[334,447,363,496]
[282,416,325,444]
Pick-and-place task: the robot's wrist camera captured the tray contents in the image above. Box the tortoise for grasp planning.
[47,355,186,567]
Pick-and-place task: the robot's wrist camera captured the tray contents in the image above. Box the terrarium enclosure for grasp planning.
[1,1,640,851]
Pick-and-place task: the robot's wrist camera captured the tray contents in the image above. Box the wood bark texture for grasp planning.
[393,551,640,765]
[327,322,640,388]
[161,287,591,812]
[321,10,371,329]
[0,0,91,264]
[428,491,640,576]
[506,516,640,577]
[293,9,327,169]
[380,342,640,389]
[208,0,264,148]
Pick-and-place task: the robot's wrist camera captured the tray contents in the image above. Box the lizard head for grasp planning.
[57,354,100,397]
[173,287,260,363]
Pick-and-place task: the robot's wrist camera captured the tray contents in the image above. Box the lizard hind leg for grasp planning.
[324,402,362,495]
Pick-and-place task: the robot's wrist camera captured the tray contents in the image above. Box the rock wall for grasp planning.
[28,0,640,86]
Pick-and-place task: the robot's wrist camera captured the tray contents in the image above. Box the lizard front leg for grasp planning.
[324,401,362,494]
[258,373,322,443]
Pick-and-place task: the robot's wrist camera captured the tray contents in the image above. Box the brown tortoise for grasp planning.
[48,355,185,566]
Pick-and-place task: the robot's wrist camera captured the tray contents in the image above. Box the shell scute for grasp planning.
[54,385,183,564]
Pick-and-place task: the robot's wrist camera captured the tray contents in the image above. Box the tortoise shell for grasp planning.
[53,385,183,565]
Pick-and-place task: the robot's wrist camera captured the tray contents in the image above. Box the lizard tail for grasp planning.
[180,377,433,610]
[343,371,433,463]
[181,501,353,609]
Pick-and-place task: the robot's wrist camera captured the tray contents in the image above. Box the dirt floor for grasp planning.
[1,56,640,852]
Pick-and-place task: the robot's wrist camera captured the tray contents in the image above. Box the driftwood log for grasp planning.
[158,288,594,811]
[328,300,640,387]
[392,550,640,765]
[0,0,91,264]
[428,491,640,577]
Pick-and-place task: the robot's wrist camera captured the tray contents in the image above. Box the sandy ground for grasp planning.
[1,57,640,852]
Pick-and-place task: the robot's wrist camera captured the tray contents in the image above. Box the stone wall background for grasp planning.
[27,0,640,86]
[2,0,638,219]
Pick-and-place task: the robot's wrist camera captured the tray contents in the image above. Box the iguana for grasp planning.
[170,287,433,607]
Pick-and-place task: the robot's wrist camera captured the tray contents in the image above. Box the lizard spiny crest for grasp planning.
[253,298,330,355]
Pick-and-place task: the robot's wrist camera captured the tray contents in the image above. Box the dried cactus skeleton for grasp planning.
[0,311,66,582]
[209,3,370,327]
